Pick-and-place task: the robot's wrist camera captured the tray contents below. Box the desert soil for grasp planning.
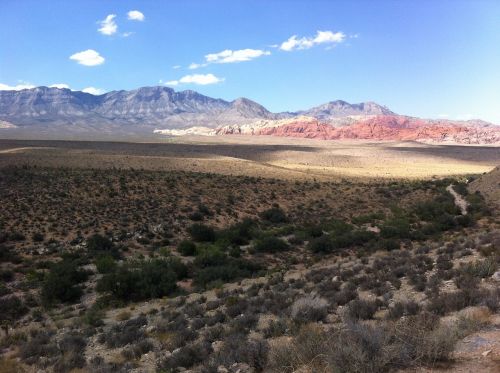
[0,137,498,180]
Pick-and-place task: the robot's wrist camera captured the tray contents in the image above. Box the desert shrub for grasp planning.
[380,217,411,239]
[461,258,497,278]
[193,249,260,288]
[377,238,401,251]
[8,231,25,241]
[19,330,58,365]
[393,312,458,365]
[95,254,116,274]
[220,218,256,245]
[483,289,500,312]
[82,304,104,327]
[189,223,216,242]
[203,324,224,343]
[225,298,248,318]
[0,245,21,263]
[178,240,197,256]
[254,236,290,253]
[307,235,335,253]
[387,300,420,319]
[260,207,288,224]
[41,258,89,306]
[121,339,154,360]
[436,255,453,271]
[206,335,269,372]
[267,323,328,372]
[0,269,14,282]
[290,295,329,324]
[189,211,204,221]
[332,284,359,306]
[426,288,486,315]
[158,341,212,370]
[263,318,288,338]
[345,299,378,320]
[0,295,28,326]
[267,314,459,372]
[87,233,113,252]
[53,333,87,373]
[352,212,385,225]
[453,182,468,196]
[165,327,198,350]
[97,258,186,302]
[194,248,228,268]
[308,230,376,254]
[32,232,45,242]
[101,316,147,348]
[228,312,259,334]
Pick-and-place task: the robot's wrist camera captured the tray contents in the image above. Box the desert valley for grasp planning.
[1,1,499,373]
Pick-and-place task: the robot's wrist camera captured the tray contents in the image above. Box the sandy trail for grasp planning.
[0,146,52,154]
[446,184,469,215]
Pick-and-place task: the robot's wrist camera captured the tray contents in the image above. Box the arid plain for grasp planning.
[0,136,498,180]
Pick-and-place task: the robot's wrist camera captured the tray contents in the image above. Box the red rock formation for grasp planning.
[220,115,500,144]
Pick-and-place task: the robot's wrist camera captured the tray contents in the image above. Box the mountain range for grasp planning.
[0,86,498,144]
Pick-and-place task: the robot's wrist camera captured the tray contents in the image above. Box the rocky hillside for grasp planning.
[469,166,500,207]
[0,86,499,144]
[0,86,278,129]
[214,115,500,144]
[298,100,394,122]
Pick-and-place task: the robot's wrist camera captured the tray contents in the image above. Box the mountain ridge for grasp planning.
[0,86,498,144]
[0,86,398,127]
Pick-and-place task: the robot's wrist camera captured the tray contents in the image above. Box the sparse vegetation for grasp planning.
[0,164,497,373]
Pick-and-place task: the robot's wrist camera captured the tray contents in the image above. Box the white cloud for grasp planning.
[127,10,145,21]
[82,87,104,95]
[188,62,207,70]
[69,49,105,66]
[205,49,270,64]
[98,14,118,35]
[172,65,181,69]
[280,30,346,51]
[122,32,134,37]
[164,74,224,86]
[187,48,271,70]
[0,82,35,91]
[49,83,70,89]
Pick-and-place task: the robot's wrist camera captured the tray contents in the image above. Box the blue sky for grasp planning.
[1,0,499,123]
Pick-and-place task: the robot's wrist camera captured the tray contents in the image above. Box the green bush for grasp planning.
[308,230,377,254]
[308,235,335,253]
[192,248,260,288]
[260,207,288,224]
[254,237,290,253]
[41,258,89,306]
[380,217,411,239]
[95,255,116,274]
[188,224,216,242]
[87,234,112,252]
[193,259,260,288]
[194,248,228,268]
[178,240,197,256]
[220,218,256,245]
[97,258,187,302]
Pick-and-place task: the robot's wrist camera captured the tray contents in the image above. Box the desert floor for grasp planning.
[0,136,498,180]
